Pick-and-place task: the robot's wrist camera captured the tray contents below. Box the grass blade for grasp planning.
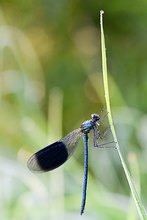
[100,10,147,220]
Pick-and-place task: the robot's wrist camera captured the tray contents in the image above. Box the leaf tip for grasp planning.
[100,10,104,15]
[100,10,104,25]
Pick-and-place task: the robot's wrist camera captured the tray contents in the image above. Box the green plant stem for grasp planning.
[100,10,147,220]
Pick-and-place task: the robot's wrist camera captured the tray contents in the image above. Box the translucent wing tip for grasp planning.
[27,153,43,173]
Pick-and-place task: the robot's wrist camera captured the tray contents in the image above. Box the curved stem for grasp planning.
[100,10,147,220]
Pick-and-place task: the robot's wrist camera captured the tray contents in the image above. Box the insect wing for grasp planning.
[93,124,101,147]
[27,128,82,173]
[60,128,82,158]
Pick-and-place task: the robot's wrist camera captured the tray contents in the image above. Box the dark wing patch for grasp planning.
[27,141,68,172]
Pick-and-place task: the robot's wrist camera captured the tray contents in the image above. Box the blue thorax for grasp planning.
[80,113,100,134]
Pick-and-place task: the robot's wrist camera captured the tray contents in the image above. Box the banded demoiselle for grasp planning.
[27,113,113,215]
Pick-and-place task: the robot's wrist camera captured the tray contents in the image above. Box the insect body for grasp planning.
[28,113,108,215]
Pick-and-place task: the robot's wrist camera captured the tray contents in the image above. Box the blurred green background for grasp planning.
[0,1,147,220]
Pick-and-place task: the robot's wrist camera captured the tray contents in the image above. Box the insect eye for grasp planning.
[91,114,100,121]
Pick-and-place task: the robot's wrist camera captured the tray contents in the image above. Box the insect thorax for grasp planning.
[80,120,94,134]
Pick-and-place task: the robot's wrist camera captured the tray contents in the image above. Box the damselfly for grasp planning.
[27,113,114,214]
